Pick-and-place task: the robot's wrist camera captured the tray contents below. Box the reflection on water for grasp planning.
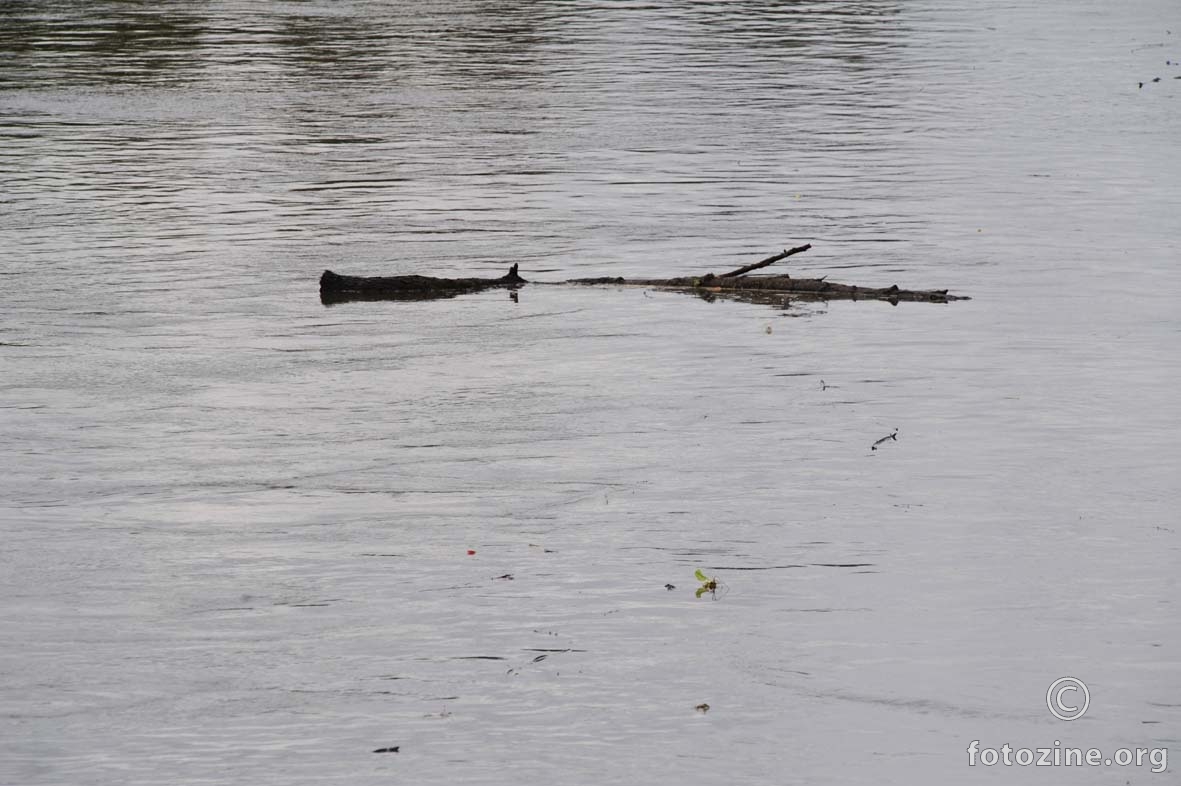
[2,2,1180,785]
[1,0,935,282]
[0,2,906,87]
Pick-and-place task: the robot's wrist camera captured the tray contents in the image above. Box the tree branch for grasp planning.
[715,243,811,278]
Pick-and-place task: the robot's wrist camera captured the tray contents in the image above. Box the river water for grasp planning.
[2,2,1179,784]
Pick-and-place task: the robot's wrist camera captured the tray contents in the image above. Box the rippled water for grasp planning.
[2,2,1179,784]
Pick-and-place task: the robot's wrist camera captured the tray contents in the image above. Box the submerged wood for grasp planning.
[567,244,967,303]
[586,273,965,303]
[319,246,968,305]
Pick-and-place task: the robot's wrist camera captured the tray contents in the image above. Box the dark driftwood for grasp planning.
[319,247,968,305]
[320,264,526,304]
[587,273,964,303]
[566,244,966,303]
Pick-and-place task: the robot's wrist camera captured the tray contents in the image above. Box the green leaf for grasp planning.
[695,586,708,598]
[694,569,709,582]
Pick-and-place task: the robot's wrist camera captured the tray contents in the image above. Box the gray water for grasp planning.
[2,2,1179,784]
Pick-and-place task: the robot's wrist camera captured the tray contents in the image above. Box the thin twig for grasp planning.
[717,243,812,278]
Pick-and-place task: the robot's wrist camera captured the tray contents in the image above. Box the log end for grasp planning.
[320,270,343,291]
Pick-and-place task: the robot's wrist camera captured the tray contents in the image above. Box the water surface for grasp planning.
[2,2,1179,784]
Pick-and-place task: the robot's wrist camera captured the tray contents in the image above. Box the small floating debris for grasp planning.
[695,569,721,599]
[665,583,676,591]
[466,549,476,556]
[492,574,514,581]
[373,746,400,754]
[871,429,899,451]
[695,703,711,713]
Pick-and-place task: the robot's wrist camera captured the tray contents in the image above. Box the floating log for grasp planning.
[566,244,965,304]
[578,273,963,304]
[319,246,968,305]
[319,264,526,304]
